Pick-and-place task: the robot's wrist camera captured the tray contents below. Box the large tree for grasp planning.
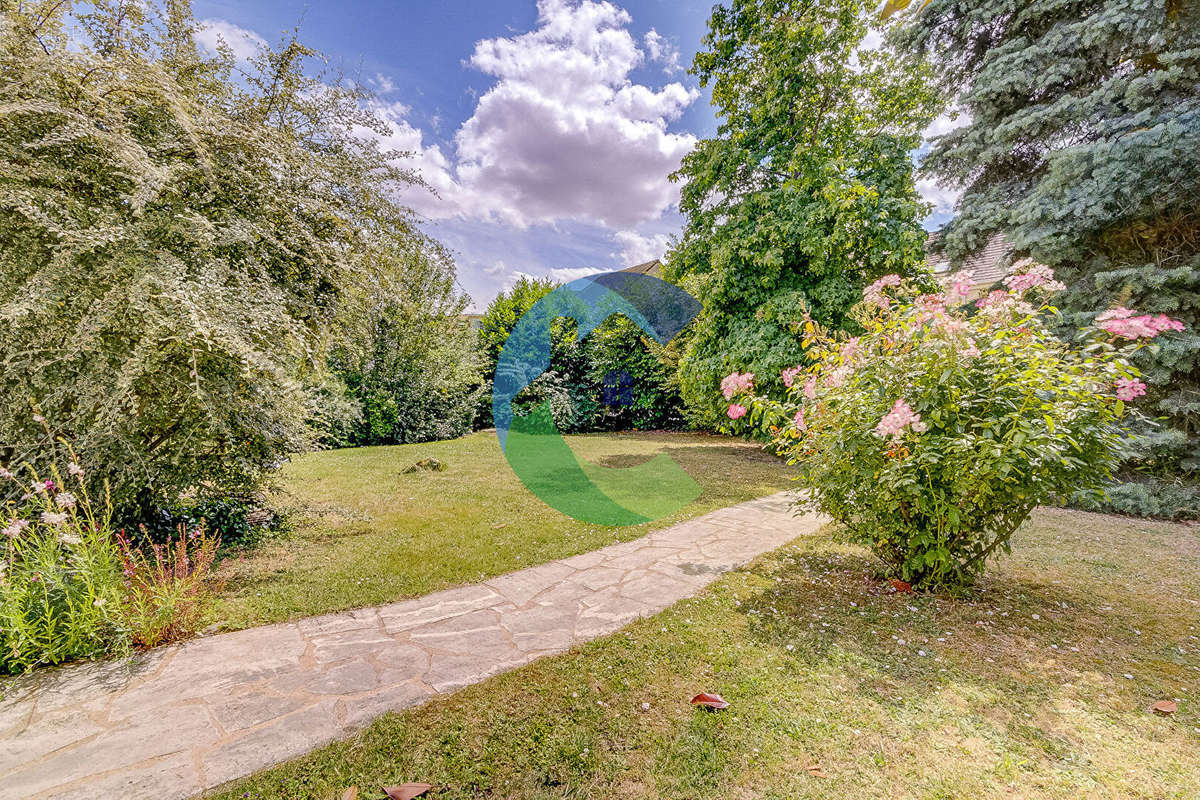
[898,0,1200,477]
[666,0,940,428]
[0,0,462,518]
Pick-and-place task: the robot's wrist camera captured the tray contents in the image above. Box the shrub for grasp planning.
[0,456,126,673]
[725,265,1183,589]
[116,526,221,649]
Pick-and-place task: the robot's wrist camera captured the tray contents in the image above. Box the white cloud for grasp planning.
[923,109,973,139]
[392,0,700,229]
[643,29,681,73]
[614,230,670,264]
[916,177,961,215]
[195,18,267,62]
[373,73,397,94]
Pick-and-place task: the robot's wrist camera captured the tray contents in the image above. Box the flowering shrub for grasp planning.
[1,427,225,672]
[0,455,125,672]
[724,263,1183,589]
[117,525,221,649]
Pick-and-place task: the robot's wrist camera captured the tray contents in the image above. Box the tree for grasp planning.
[329,240,482,446]
[898,0,1200,479]
[666,0,940,428]
[0,0,454,518]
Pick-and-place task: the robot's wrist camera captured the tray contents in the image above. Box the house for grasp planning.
[926,232,1014,293]
[620,259,664,277]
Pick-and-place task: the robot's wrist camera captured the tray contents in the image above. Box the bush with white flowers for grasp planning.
[724,264,1184,589]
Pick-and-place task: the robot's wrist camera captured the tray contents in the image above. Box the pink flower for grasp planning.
[826,365,851,388]
[975,290,1010,310]
[720,371,755,400]
[727,403,748,420]
[781,366,803,388]
[803,375,818,400]
[1002,261,1065,294]
[1115,377,1147,401]
[944,271,974,305]
[1096,308,1185,339]
[874,399,923,439]
[840,337,861,362]
[863,274,903,309]
[793,408,806,431]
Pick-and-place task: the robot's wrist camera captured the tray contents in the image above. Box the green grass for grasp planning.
[209,431,793,630]
[213,508,1200,799]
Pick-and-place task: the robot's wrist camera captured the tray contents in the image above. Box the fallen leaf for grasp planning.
[690,692,730,710]
[1152,700,1178,715]
[492,522,507,529]
[890,579,913,594]
[383,783,432,800]
[807,765,828,778]
[342,788,358,800]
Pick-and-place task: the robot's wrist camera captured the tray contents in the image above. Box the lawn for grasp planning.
[214,508,1199,799]
[208,431,793,630]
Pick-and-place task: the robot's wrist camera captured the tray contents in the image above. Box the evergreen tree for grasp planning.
[667,0,939,428]
[898,0,1200,476]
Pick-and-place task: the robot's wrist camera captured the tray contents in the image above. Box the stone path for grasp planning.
[0,492,823,800]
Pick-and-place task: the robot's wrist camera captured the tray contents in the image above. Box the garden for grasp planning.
[0,0,1197,797]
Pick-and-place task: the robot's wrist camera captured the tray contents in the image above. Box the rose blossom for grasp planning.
[727,403,748,420]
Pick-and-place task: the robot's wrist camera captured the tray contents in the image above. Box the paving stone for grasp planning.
[199,702,341,789]
[0,490,822,800]
[340,681,434,729]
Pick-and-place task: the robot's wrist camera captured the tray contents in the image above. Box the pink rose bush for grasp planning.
[722,263,1183,589]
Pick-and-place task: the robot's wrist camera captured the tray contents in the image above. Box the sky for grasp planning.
[192,0,961,311]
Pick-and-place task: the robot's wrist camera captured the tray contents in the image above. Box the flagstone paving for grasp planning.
[0,491,824,800]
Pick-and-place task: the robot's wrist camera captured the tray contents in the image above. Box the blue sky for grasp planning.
[193,0,958,311]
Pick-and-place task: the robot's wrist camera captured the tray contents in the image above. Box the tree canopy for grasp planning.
[0,0,464,517]
[666,0,940,428]
[899,0,1200,474]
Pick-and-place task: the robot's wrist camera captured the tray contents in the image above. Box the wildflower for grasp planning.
[727,404,748,420]
[803,375,818,400]
[41,511,69,526]
[0,467,11,480]
[975,290,1009,311]
[3,519,29,538]
[874,399,923,439]
[58,531,81,546]
[31,480,47,495]
[44,479,54,491]
[32,414,45,424]
[1115,377,1147,402]
[793,408,806,431]
[720,371,755,400]
[55,491,77,510]
[93,597,106,608]
[68,462,84,478]
[781,366,803,388]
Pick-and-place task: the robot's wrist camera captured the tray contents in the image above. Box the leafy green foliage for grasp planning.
[1,452,126,673]
[898,0,1200,472]
[0,1,452,521]
[729,269,1158,589]
[588,316,687,430]
[666,0,940,428]
[329,250,482,447]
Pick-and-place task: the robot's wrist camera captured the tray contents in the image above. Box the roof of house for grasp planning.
[620,259,663,277]
[926,232,1013,288]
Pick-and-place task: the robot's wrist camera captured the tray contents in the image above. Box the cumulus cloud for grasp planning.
[448,0,699,228]
[195,18,267,62]
[614,230,670,264]
[376,0,699,229]
[643,29,682,73]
